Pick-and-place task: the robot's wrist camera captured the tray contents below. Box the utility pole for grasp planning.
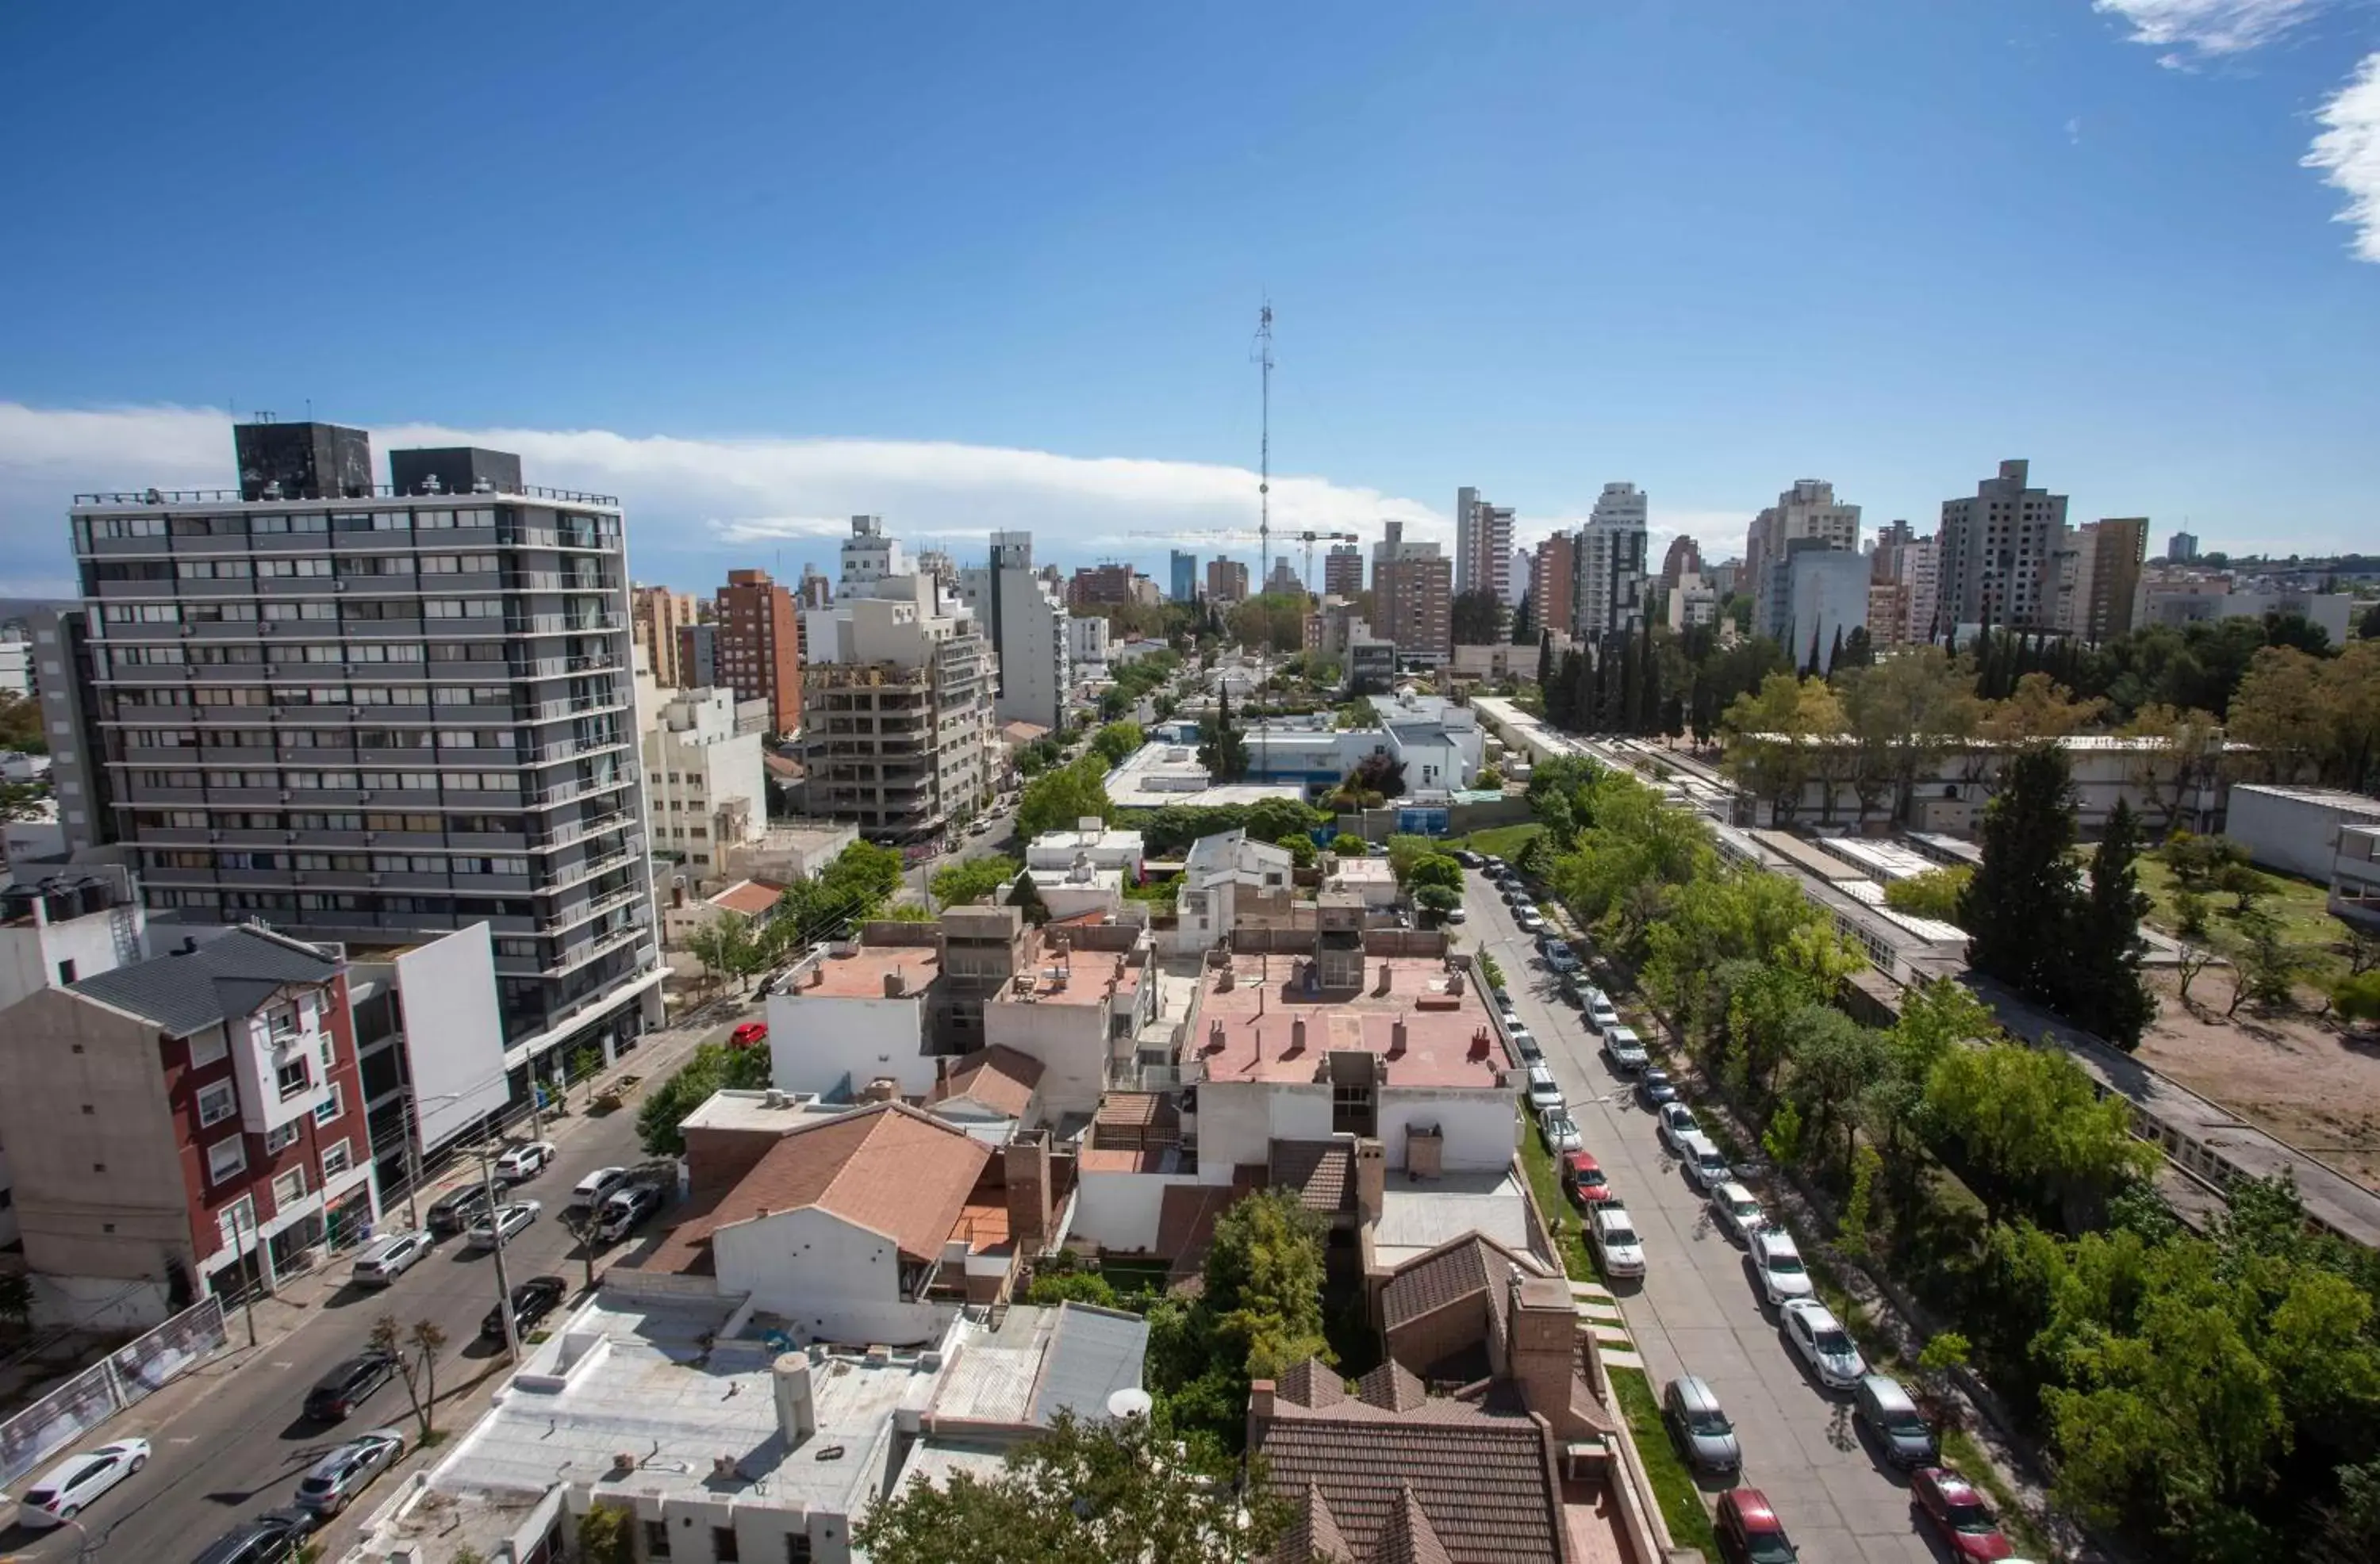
[1253,302,1275,782]
[402,1091,424,1230]
[229,1202,259,1348]
[478,1148,521,1363]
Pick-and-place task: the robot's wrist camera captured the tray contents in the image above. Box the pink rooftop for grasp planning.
[795,944,941,999]
[1194,953,1510,1090]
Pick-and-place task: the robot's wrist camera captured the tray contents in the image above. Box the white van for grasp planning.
[1525,1065,1564,1115]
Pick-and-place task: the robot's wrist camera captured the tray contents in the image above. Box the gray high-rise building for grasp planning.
[1937,459,2067,633]
[1454,487,1516,603]
[2167,529,2200,564]
[958,532,1069,732]
[56,420,663,1075]
[1572,483,1650,637]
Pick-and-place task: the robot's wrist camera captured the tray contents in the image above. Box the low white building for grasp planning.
[1108,637,1171,665]
[1025,821,1146,880]
[2227,784,2380,884]
[1104,741,1308,811]
[1322,854,1398,908]
[639,679,770,876]
[1066,614,1112,673]
[1174,830,1296,951]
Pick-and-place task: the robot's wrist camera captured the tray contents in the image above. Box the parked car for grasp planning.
[1452,849,1480,868]
[1515,911,1545,935]
[1780,1299,1868,1390]
[1752,1229,1817,1308]
[1656,1101,1702,1151]
[349,1229,435,1286]
[1503,884,1530,906]
[493,1140,557,1182]
[1910,1467,2016,1561]
[1636,1068,1678,1108]
[1524,1066,1564,1115]
[1538,1110,1583,1154]
[1602,1025,1649,1072]
[1507,1025,1541,1061]
[1709,1182,1766,1243]
[190,1515,312,1564]
[1854,1374,1939,1470]
[596,1183,664,1243]
[1677,1132,1732,1191]
[1441,905,1468,924]
[1542,943,1580,973]
[424,1182,496,1236]
[466,1200,542,1249]
[1481,855,1505,873]
[1585,989,1620,1030]
[1557,973,1587,1008]
[305,1350,398,1422]
[569,1166,631,1210]
[10,1439,149,1528]
[1715,1487,1799,1563]
[730,1020,768,1048]
[294,1428,406,1515]
[1489,986,1511,1009]
[1664,1376,1742,1477]
[1561,1151,1615,1206]
[1591,1203,1646,1278]
[482,1275,570,1341]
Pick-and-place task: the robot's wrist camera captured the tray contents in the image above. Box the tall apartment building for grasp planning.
[1373,550,1453,666]
[0,925,371,1322]
[2167,529,2200,564]
[1781,542,1871,667]
[2051,518,2149,645]
[712,569,803,736]
[1322,543,1364,597]
[1749,480,1862,640]
[1573,483,1650,638]
[1937,459,2067,633]
[1453,486,1516,602]
[638,680,769,876]
[1265,556,1302,597]
[956,533,1069,734]
[1373,519,1438,568]
[799,574,993,838]
[1660,535,1702,588]
[1507,546,1531,608]
[1169,549,1199,604]
[797,564,833,610]
[1205,558,1250,604]
[628,585,697,690]
[677,621,717,688]
[58,424,664,1075]
[838,516,907,596]
[1530,533,1576,638]
[1066,614,1112,673]
[1068,563,1135,608]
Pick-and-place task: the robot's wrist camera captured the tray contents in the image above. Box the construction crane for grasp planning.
[1127,527,1358,596]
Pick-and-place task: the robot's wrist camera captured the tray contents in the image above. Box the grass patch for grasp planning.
[2132,852,2352,979]
[1608,1365,1721,1556]
[1516,1110,1603,1284]
[1940,1424,2053,1561]
[1450,822,1545,861]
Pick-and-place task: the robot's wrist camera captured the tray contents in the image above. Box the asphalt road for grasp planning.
[1,1017,739,1564]
[1466,871,1947,1564]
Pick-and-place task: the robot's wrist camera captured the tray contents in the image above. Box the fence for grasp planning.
[0,1297,227,1488]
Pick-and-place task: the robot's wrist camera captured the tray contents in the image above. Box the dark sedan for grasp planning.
[482,1275,571,1341]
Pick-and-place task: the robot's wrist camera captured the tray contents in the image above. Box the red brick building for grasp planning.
[714,568,804,735]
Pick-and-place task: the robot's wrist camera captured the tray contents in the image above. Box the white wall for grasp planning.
[397,924,511,1154]
[1194,1081,1332,1180]
[0,910,127,1014]
[1377,1088,1519,1172]
[766,991,933,1098]
[2228,787,2380,882]
[1072,1169,1201,1252]
[712,1205,950,1346]
[983,1000,1108,1120]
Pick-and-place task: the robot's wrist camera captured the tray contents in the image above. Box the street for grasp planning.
[0,1013,742,1564]
[1465,871,1943,1563]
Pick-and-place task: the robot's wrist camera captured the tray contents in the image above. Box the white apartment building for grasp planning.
[1783,546,1872,668]
[799,573,995,839]
[1667,571,1719,631]
[1938,458,2067,631]
[1066,613,1111,676]
[1573,483,1650,637]
[0,629,31,699]
[1750,479,1862,640]
[638,680,769,876]
[836,514,908,597]
[959,532,1069,733]
[1454,486,1516,602]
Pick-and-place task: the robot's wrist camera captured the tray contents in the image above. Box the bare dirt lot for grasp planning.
[2137,968,2380,1195]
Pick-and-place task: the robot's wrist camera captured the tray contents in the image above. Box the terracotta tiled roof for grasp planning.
[708,880,786,917]
[1277,1358,1348,1409]
[644,1102,990,1271]
[1256,1368,1570,1564]
[930,1045,1043,1119]
[1279,1484,1353,1564]
[1356,1359,1431,1414]
[1156,1184,1238,1275]
[1379,1233,1535,1333]
[1094,1092,1179,1133]
[1270,1140,1356,1214]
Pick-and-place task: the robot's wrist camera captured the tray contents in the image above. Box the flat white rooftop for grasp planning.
[1373,1168,1549,1273]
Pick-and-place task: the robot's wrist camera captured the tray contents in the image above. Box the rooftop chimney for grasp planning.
[772,1353,817,1443]
[1508,1270,1599,1438]
[1354,1137,1386,1223]
[1246,1378,1277,1455]
[1390,1017,1409,1056]
[1290,1018,1307,1053]
[1004,1132,1053,1256]
[884,969,906,999]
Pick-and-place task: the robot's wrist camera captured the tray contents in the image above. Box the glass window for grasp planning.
[206,1137,246,1184]
[196,1079,237,1127]
[314,1083,343,1125]
[321,1138,351,1178]
[271,1166,306,1206]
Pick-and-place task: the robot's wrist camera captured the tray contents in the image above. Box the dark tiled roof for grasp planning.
[1271,1140,1355,1213]
[1279,1485,1353,1564]
[1374,1486,1456,1564]
[1278,1358,1348,1409]
[930,1045,1044,1119]
[1357,1359,1431,1413]
[71,926,339,1037]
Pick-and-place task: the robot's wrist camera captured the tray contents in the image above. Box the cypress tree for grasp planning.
[1535,631,1555,698]
[2075,799,2156,1049]
[1959,744,2085,1009]
[1805,623,1824,678]
[1826,625,1845,676]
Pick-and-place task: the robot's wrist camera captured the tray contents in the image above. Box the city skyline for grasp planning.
[5,2,2378,593]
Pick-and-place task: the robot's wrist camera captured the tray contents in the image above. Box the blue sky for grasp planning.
[1,0,2374,595]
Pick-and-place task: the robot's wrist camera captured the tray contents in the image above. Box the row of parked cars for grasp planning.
[1485,853,2028,1562]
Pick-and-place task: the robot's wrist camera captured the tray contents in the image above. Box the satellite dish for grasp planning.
[1107,1388,1153,1421]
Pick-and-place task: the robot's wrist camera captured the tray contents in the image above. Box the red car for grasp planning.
[730,1021,768,1048]
[1910,1468,2013,1561]
[1562,1152,1615,1206]
[1715,1488,1798,1564]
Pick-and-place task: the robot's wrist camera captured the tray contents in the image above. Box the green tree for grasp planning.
[1203,1189,1330,1381]
[1960,743,2086,1014]
[1883,865,1971,925]
[1406,853,1464,895]
[1008,869,1051,927]
[1197,685,1250,783]
[1273,832,1316,869]
[576,1507,636,1564]
[1090,721,1145,765]
[1243,795,1322,844]
[2075,799,2157,1049]
[636,1041,770,1156]
[2222,906,2309,1015]
[2332,970,2380,1027]
[851,1410,1283,1564]
[1921,1042,2155,1228]
[1450,588,1504,646]
[1415,884,1461,922]
[685,911,760,995]
[1016,753,1111,838]
[932,853,1022,908]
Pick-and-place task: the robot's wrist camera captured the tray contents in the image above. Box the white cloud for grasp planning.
[2091,0,2327,61]
[2305,51,2380,262]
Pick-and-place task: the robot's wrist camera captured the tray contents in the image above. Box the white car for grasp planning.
[569,1166,631,1210]
[1780,1299,1868,1390]
[1710,1183,1766,1244]
[493,1140,557,1182]
[1601,1025,1649,1072]
[12,1439,150,1528]
[1677,1132,1732,1191]
[1585,991,1620,1030]
[1752,1229,1816,1308]
[466,1200,542,1248]
[1539,1110,1583,1154]
[1591,1204,1647,1278]
[1525,1067,1564,1115]
[1656,1102,1702,1152]
[349,1229,435,1286]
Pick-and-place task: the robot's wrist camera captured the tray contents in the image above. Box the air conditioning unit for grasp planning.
[278,791,293,803]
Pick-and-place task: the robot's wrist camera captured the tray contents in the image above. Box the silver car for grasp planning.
[349,1229,434,1286]
[1781,1298,1868,1390]
[1663,1376,1742,1477]
[294,1428,405,1515]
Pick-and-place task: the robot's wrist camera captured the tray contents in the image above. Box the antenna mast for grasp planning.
[1255,302,1274,592]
